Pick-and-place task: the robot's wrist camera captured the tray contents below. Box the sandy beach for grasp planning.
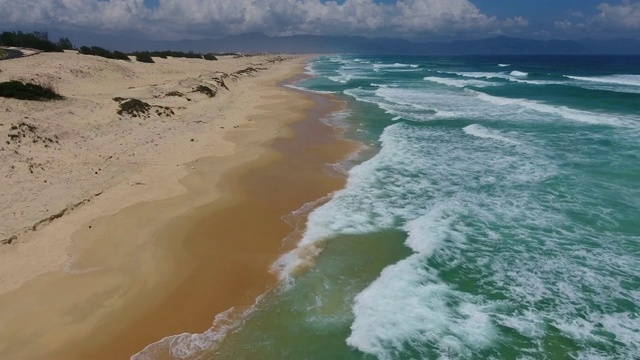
[0,51,354,359]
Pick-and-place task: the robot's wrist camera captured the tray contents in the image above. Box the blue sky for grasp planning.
[2,0,640,41]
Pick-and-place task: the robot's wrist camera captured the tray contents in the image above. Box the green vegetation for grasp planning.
[0,31,72,52]
[194,85,216,98]
[138,50,217,61]
[80,46,109,58]
[134,52,155,63]
[149,50,200,59]
[57,37,74,50]
[0,48,6,59]
[0,80,63,101]
[78,46,130,61]
[79,48,216,64]
[113,51,130,61]
[1,30,221,65]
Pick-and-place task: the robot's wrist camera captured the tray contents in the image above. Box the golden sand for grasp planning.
[0,52,355,359]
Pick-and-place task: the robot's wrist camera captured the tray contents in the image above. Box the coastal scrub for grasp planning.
[0,80,63,100]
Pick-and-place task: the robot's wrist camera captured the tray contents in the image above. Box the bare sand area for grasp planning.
[0,51,354,359]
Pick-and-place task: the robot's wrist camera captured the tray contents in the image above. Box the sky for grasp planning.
[1,0,639,41]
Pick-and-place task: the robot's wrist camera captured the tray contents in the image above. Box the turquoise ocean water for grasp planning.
[143,56,640,360]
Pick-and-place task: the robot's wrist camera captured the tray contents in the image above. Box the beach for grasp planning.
[0,51,354,359]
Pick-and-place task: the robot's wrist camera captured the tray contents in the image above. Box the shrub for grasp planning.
[57,37,74,50]
[113,51,131,61]
[114,97,174,118]
[135,52,154,63]
[116,98,151,117]
[146,50,201,59]
[131,50,218,61]
[0,31,62,52]
[79,46,93,55]
[0,80,63,101]
[89,46,114,59]
[194,85,215,98]
[78,46,131,61]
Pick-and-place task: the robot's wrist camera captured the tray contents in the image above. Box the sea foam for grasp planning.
[469,89,638,127]
[424,76,500,88]
[566,74,640,87]
[510,70,529,78]
[463,124,520,144]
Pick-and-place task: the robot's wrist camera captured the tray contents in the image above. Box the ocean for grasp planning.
[171,55,640,359]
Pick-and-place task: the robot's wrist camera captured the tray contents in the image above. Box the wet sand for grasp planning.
[82,90,355,360]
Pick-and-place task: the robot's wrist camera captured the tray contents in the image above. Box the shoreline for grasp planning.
[0,52,356,359]
[130,86,358,360]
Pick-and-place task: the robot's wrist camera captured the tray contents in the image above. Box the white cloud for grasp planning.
[0,0,528,39]
[594,0,640,29]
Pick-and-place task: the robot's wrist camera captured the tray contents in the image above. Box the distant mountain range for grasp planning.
[60,32,640,55]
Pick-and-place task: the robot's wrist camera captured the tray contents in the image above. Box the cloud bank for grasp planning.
[555,0,640,37]
[595,0,640,29]
[0,0,528,40]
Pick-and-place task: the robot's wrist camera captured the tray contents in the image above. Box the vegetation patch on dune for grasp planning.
[234,66,266,77]
[79,46,130,61]
[6,121,59,148]
[163,91,192,101]
[0,80,63,101]
[136,50,218,61]
[113,97,174,118]
[115,98,152,117]
[235,67,259,76]
[213,77,229,90]
[134,52,155,63]
[194,85,216,98]
[0,31,71,52]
